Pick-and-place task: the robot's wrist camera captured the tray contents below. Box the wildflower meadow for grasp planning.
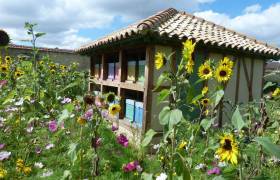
[0,23,280,180]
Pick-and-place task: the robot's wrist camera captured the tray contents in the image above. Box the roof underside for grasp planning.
[77,8,280,58]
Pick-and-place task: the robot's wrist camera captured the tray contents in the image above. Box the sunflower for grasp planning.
[219,57,234,69]
[60,65,67,71]
[0,64,8,73]
[5,56,12,64]
[178,140,187,150]
[106,92,116,103]
[198,63,213,80]
[49,63,56,69]
[216,134,238,165]
[215,65,232,83]
[39,61,44,66]
[0,167,7,178]
[155,52,166,70]
[202,86,208,96]
[77,117,87,125]
[185,59,194,74]
[23,166,32,175]
[50,69,56,74]
[272,88,280,98]
[201,98,210,106]
[109,104,121,116]
[14,70,24,78]
[182,40,196,61]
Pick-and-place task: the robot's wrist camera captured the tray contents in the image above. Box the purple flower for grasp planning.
[0,144,5,150]
[48,120,58,132]
[84,109,93,120]
[35,147,42,154]
[0,151,11,161]
[0,80,7,88]
[207,167,221,175]
[123,161,139,172]
[112,125,118,131]
[61,97,72,104]
[101,110,108,118]
[117,134,129,147]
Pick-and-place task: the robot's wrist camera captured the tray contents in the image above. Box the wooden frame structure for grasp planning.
[77,8,280,134]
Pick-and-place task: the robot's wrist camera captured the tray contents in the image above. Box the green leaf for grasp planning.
[141,172,153,180]
[212,176,225,180]
[200,118,215,131]
[35,32,46,38]
[59,81,80,93]
[67,143,78,165]
[191,94,204,104]
[231,106,245,131]
[169,109,183,128]
[210,90,224,107]
[254,137,280,158]
[141,129,157,147]
[154,72,170,91]
[263,81,276,91]
[159,106,171,125]
[157,89,170,103]
[58,109,70,124]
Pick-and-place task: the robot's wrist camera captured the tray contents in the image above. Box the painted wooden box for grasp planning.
[125,99,135,122]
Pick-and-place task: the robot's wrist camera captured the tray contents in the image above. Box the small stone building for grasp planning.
[77,8,280,134]
[1,44,90,70]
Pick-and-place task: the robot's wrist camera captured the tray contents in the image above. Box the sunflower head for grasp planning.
[49,63,56,69]
[50,69,56,74]
[182,40,196,60]
[109,104,121,116]
[39,61,44,66]
[185,59,194,74]
[0,64,8,73]
[14,70,24,78]
[106,92,116,103]
[272,88,280,98]
[155,52,166,70]
[201,98,210,107]
[23,166,32,175]
[5,56,12,64]
[178,140,187,150]
[77,117,87,125]
[216,134,238,165]
[60,65,67,70]
[0,167,7,178]
[198,63,212,80]
[215,65,232,83]
[219,57,234,69]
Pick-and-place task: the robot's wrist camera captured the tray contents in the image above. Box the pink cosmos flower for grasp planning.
[0,80,7,88]
[0,144,5,150]
[84,109,93,120]
[35,147,42,154]
[61,97,72,104]
[207,167,221,175]
[0,151,11,161]
[112,125,118,131]
[117,134,129,147]
[48,120,58,132]
[123,161,140,172]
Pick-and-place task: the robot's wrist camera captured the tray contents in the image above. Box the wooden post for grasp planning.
[261,60,266,98]
[118,87,125,119]
[101,54,107,80]
[235,57,241,104]
[142,45,155,133]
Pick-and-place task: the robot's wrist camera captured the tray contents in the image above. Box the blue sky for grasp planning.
[0,0,279,49]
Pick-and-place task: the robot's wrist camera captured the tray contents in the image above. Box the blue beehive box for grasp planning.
[134,101,144,127]
[125,99,135,122]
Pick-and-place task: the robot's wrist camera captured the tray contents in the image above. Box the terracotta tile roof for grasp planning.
[9,44,74,54]
[77,8,280,58]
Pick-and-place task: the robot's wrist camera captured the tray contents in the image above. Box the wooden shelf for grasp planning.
[120,82,144,92]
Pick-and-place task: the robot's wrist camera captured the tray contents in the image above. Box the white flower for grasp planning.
[45,143,55,150]
[156,173,167,180]
[0,151,11,161]
[218,161,227,167]
[34,162,44,168]
[153,144,160,150]
[26,126,34,133]
[214,154,220,160]
[15,98,24,106]
[194,163,206,170]
[41,170,53,177]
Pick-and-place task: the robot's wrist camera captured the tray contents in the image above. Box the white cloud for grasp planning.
[244,4,261,14]
[194,3,280,47]
[0,0,215,49]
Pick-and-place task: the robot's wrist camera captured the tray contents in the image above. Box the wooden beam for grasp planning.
[235,57,241,104]
[118,87,125,119]
[142,45,155,133]
[261,60,266,98]
[100,54,106,80]
[241,57,251,102]
[249,58,255,101]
